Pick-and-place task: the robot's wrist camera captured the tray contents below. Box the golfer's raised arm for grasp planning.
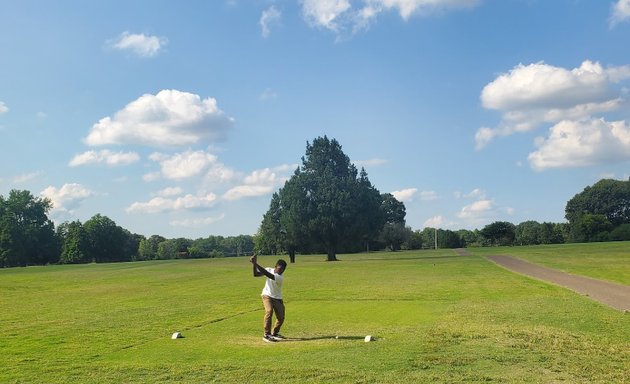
[250,256,275,279]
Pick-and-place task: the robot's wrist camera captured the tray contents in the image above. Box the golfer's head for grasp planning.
[275,259,287,274]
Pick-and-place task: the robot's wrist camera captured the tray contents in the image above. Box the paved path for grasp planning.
[487,255,630,312]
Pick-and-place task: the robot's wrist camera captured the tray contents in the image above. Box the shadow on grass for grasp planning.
[281,335,366,342]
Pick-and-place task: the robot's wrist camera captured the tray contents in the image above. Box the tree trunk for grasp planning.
[326,249,338,261]
[289,249,296,263]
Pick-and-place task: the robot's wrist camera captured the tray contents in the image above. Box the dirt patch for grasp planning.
[454,248,472,256]
[487,255,630,312]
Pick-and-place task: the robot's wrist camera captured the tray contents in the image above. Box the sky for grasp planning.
[1,0,630,239]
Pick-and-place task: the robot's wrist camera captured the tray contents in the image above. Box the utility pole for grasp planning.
[434,228,438,249]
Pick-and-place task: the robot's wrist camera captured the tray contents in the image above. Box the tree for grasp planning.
[0,190,58,267]
[138,235,166,261]
[83,214,128,263]
[58,220,89,264]
[515,220,542,245]
[381,193,406,225]
[259,136,385,261]
[569,214,612,243]
[566,178,630,227]
[379,223,411,251]
[480,221,516,246]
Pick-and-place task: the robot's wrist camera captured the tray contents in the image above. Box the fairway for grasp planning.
[1,245,629,383]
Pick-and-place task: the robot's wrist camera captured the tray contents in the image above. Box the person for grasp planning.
[250,255,288,342]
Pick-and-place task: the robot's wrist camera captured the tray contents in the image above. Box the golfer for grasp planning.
[250,255,287,342]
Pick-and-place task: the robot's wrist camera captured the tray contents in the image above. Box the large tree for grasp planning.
[57,220,89,264]
[565,178,630,227]
[260,136,385,261]
[0,190,58,267]
[480,221,516,246]
[83,214,129,263]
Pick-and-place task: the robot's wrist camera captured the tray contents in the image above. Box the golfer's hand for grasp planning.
[249,255,257,264]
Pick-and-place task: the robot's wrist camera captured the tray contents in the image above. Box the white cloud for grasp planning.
[300,0,479,36]
[110,31,167,57]
[301,0,351,31]
[610,0,630,27]
[364,0,479,20]
[85,90,234,147]
[155,187,184,197]
[464,188,486,199]
[260,6,281,37]
[13,171,43,184]
[149,150,219,180]
[40,183,94,214]
[528,118,630,170]
[126,193,218,214]
[0,101,8,114]
[170,214,225,228]
[391,188,418,202]
[423,215,444,228]
[222,167,288,201]
[353,158,388,167]
[69,150,140,167]
[223,185,275,201]
[476,60,630,149]
[260,88,278,101]
[419,190,438,201]
[457,199,494,220]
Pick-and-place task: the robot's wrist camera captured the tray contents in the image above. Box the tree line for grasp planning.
[0,190,253,268]
[2,136,629,268]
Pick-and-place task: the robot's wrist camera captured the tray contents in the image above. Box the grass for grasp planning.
[471,241,630,285]
[1,244,629,383]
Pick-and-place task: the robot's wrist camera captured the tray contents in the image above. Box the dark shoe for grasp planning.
[271,333,285,340]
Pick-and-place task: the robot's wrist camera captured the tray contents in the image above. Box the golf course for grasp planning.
[1,242,628,383]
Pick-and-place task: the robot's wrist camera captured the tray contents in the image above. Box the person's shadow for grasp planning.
[280,335,367,342]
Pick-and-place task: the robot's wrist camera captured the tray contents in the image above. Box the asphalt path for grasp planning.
[486,254,630,312]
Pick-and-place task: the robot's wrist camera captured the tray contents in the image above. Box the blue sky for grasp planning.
[1,0,630,239]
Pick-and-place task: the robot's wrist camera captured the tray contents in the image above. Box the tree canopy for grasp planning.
[256,136,387,261]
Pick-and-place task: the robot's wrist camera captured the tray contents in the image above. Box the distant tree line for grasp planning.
[0,190,253,268]
[1,161,629,268]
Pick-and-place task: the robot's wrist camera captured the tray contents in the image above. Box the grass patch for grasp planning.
[1,246,628,383]
[471,241,630,285]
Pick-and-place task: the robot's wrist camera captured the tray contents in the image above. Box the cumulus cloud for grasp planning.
[223,167,288,201]
[528,118,630,170]
[260,6,281,37]
[301,0,351,31]
[155,187,184,197]
[457,199,494,220]
[424,215,444,228]
[40,183,94,215]
[610,0,630,27]
[69,150,140,167]
[149,150,218,180]
[476,60,630,169]
[476,60,630,149]
[85,90,234,148]
[13,171,43,184]
[170,214,225,228]
[109,31,167,57]
[300,0,479,36]
[126,193,218,214]
[146,150,237,185]
[391,188,418,202]
[0,101,8,114]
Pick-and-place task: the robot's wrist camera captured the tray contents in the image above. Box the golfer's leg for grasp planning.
[262,295,274,335]
[272,299,285,335]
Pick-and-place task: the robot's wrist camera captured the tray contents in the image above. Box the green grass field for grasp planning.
[1,243,628,383]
